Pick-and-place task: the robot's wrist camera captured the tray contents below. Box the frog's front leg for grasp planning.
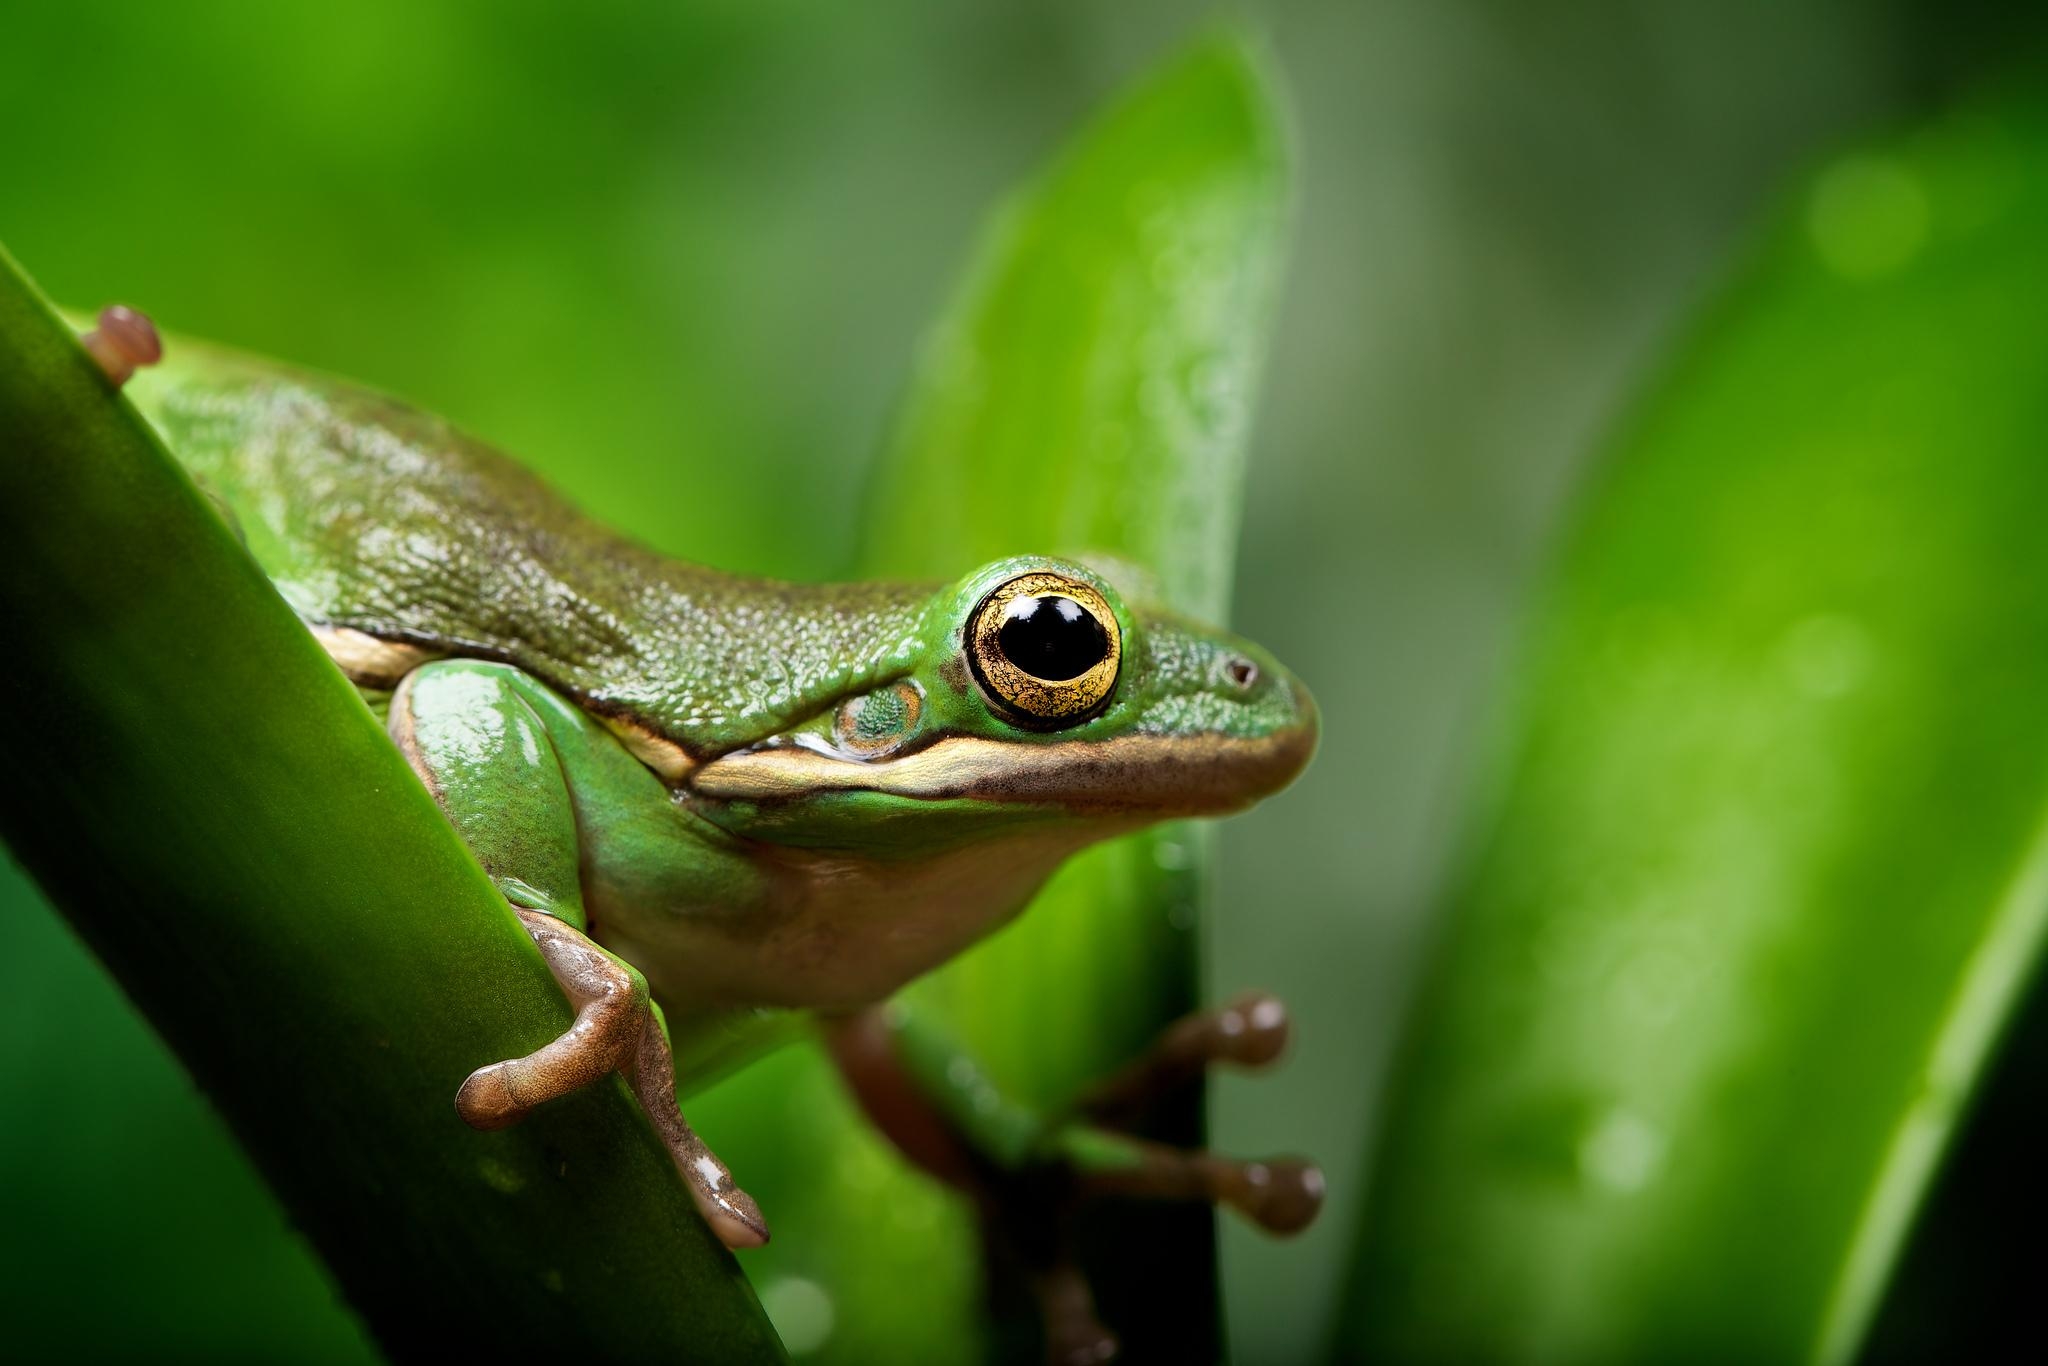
[392,659,767,1249]
[825,996,1321,1362]
[455,905,644,1129]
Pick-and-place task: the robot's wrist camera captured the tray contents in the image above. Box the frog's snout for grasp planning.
[1287,673,1320,765]
[1122,613,1319,812]
[1178,639,1319,809]
[1250,670,1319,802]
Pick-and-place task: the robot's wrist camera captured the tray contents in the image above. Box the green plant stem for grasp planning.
[0,247,782,1363]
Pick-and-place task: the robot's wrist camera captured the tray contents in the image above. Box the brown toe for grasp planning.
[455,1063,527,1131]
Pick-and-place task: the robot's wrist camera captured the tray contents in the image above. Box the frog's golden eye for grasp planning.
[967,573,1121,727]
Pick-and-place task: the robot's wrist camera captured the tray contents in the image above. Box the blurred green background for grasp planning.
[5,2,2048,1363]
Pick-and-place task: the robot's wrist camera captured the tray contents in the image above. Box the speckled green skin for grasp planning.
[121,338,1316,1022]
[129,344,930,756]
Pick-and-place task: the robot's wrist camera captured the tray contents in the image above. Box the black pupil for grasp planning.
[997,595,1109,681]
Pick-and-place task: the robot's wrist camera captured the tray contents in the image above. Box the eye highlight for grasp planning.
[967,573,1121,727]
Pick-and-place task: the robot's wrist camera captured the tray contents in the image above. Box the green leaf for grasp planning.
[683,28,1290,1362]
[0,249,784,1362]
[1341,88,2048,1364]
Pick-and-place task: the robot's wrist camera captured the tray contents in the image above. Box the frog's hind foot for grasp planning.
[1062,990,1321,1235]
[1043,991,1322,1238]
[826,992,1320,1362]
[827,992,1324,1232]
[455,905,769,1250]
[1075,990,1291,1126]
[1055,1131,1324,1236]
[1035,1260,1119,1366]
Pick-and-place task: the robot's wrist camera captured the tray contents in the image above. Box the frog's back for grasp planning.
[128,343,929,757]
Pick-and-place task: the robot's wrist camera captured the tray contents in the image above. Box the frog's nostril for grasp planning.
[1224,656,1259,690]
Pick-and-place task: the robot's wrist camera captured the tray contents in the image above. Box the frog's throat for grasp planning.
[686,728,1314,816]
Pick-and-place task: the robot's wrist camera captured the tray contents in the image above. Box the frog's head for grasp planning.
[689,556,1317,854]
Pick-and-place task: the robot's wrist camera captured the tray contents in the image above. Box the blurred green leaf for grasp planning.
[0,250,783,1363]
[1342,88,2048,1364]
[686,29,1289,1362]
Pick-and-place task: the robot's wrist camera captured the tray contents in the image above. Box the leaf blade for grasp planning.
[1341,88,2048,1364]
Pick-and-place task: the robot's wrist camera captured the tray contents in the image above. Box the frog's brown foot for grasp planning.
[826,993,1320,1363]
[1057,1132,1324,1235]
[455,906,647,1128]
[622,999,770,1249]
[1062,991,1321,1236]
[1077,990,1293,1125]
[80,305,161,386]
[457,906,768,1249]
[1034,1260,1119,1366]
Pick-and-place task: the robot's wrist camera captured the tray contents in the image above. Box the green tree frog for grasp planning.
[84,307,1321,1359]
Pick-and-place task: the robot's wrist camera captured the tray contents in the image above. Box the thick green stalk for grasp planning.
[1342,85,2048,1363]
[0,249,782,1363]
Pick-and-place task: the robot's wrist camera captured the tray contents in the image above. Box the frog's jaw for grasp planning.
[688,678,1317,817]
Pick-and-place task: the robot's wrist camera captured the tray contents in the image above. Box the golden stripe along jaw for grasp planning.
[690,677,1319,817]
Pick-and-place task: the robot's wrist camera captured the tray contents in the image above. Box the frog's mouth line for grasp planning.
[686,725,1315,815]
